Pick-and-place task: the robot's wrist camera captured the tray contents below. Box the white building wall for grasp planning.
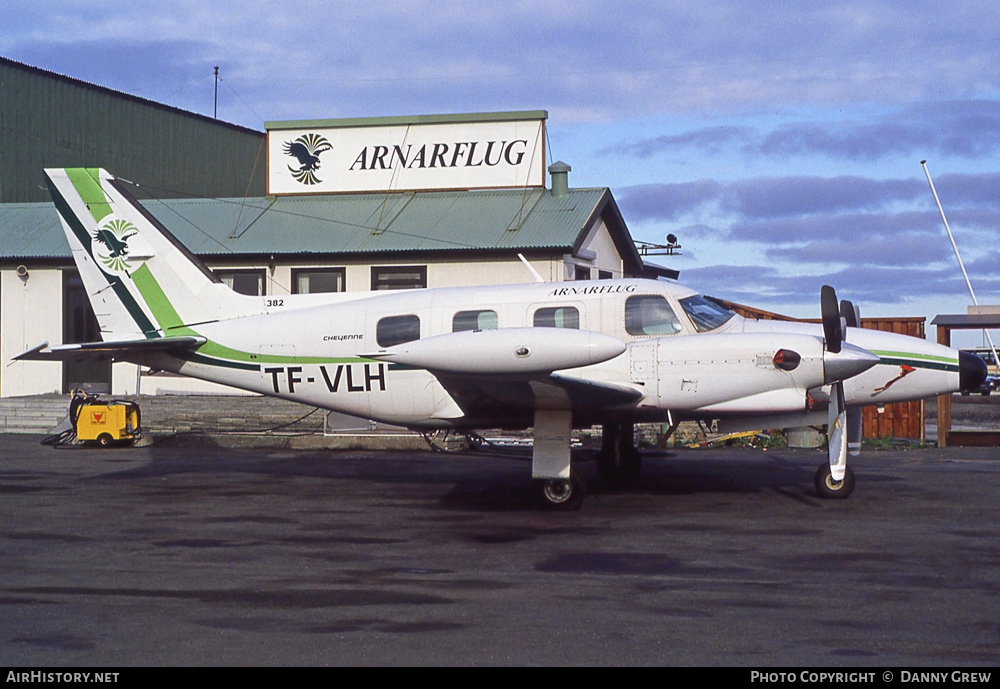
[582,220,625,277]
[1,268,64,396]
[262,256,570,293]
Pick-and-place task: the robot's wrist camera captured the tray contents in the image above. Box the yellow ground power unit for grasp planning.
[72,397,142,446]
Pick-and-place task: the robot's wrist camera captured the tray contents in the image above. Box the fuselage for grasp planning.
[137,278,967,430]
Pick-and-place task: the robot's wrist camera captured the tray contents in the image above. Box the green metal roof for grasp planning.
[0,186,623,261]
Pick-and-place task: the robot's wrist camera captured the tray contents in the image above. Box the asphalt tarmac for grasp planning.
[2,434,998,666]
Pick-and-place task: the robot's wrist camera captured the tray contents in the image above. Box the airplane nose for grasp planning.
[823,342,881,384]
[958,350,988,392]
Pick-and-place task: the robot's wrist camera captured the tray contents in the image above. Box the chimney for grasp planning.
[549,161,571,198]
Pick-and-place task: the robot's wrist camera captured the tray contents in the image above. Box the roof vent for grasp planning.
[548,161,571,198]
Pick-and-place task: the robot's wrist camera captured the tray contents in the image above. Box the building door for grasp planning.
[62,271,111,393]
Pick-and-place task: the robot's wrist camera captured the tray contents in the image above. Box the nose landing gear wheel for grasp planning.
[814,463,856,499]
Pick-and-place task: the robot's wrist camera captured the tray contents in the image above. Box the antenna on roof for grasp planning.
[213,66,219,119]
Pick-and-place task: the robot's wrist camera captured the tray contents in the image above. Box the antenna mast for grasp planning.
[921,160,999,373]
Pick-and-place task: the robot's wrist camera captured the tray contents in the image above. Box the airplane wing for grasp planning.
[431,371,643,419]
[15,336,207,362]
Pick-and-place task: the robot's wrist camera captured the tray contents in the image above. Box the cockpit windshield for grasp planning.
[680,295,735,332]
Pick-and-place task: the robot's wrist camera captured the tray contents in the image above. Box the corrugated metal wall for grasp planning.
[1,58,265,203]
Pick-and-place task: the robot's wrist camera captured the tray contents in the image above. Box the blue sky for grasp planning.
[4,0,999,337]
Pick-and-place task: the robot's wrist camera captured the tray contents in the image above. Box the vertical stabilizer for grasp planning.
[45,168,243,341]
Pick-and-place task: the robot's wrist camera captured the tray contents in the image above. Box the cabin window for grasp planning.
[371,266,427,291]
[453,310,498,332]
[679,295,735,333]
[533,306,580,329]
[292,268,345,294]
[377,315,420,347]
[625,295,682,336]
[217,269,265,296]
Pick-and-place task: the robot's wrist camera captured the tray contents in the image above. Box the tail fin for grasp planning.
[45,168,239,341]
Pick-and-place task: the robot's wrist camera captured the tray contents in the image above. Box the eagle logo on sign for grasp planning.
[92,217,138,275]
[283,133,333,185]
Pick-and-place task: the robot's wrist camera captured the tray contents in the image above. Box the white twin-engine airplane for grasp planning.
[19,168,987,509]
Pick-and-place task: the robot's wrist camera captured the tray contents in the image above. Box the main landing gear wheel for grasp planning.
[536,471,586,511]
[597,421,642,483]
[597,444,642,483]
[814,463,856,500]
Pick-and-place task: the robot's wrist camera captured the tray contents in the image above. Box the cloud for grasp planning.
[620,171,997,243]
[764,234,946,267]
[616,180,722,221]
[610,127,754,158]
[679,261,981,312]
[925,171,1000,205]
[617,101,1000,164]
[6,1,1000,125]
[721,176,923,218]
[759,102,1000,161]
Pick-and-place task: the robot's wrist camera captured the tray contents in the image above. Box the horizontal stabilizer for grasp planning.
[15,336,206,362]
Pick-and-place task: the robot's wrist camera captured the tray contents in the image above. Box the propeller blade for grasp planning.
[840,299,860,329]
[828,381,848,481]
[821,285,842,354]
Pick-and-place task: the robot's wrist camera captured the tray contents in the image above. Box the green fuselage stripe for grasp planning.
[132,265,372,368]
[872,350,959,373]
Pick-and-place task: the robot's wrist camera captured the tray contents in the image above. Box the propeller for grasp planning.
[840,299,860,329]
[821,285,842,354]
[820,286,865,491]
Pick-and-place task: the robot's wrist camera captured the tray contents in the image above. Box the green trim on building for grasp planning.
[265,110,548,131]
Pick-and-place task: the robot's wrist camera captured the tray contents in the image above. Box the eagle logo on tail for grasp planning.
[92,218,139,275]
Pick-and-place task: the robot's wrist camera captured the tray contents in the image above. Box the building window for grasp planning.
[598,270,613,280]
[574,265,591,280]
[625,295,682,336]
[453,310,498,332]
[292,268,345,294]
[377,315,421,347]
[533,306,580,329]
[217,269,265,296]
[371,266,427,291]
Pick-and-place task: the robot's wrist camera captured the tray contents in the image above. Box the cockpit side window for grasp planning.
[679,295,735,332]
[625,295,682,336]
